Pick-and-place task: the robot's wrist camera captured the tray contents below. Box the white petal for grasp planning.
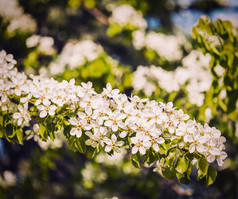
[130,137,138,144]
[77,112,86,119]
[104,120,113,127]
[196,144,204,153]
[50,105,57,111]
[143,141,151,148]
[111,134,117,142]
[139,146,146,155]
[207,155,215,163]
[70,128,77,136]
[119,131,127,138]
[40,110,47,118]
[17,118,23,126]
[106,83,112,91]
[37,105,45,111]
[117,141,124,146]
[69,117,78,125]
[153,143,159,152]
[112,125,118,132]
[105,145,112,152]
[13,112,21,119]
[48,110,55,116]
[75,130,82,138]
[85,107,92,116]
[80,101,87,108]
[168,126,175,134]
[199,136,207,144]
[220,151,227,159]
[18,105,23,112]
[15,88,21,96]
[85,140,91,146]
[132,146,138,154]
[210,147,221,156]
[35,99,41,106]
[43,99,50,106]
[189,144,195,153]
[157,137,165,144]
[217,158,224,167]
[184,135,193,142]
[2,94,7,102]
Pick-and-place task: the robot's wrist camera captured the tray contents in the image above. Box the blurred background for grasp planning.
[0,0,238,198]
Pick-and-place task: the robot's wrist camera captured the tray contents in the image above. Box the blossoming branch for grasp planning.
[0,50,227,185]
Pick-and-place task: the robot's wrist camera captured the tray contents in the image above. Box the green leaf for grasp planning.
[198,157,209,175]
[63,125,71,138]
[159,142,170,155]
[68,136,76,151]
[161,166,176,180]
[39,124,48,140]
[0,114,3,126]
[197,157,209,180]
[87,59,109,78]
[15,128,23,145]
[166,149,176,167]
[175,155,189,173]
[206,165,217,186]
[0,126,4,138]
[144,149,157,165]
[132,153,141,168]
[107,23,123,37]
[170,138,180,146]
[91,144,100,158]
[227,53,234,68]
[74,136,86,154]
[185,153,194,161]
[48,131,55,141]
[5,124,15,138]
[176,172,191,185]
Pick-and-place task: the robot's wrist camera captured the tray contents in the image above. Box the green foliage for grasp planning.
[197,156,209,180]
[192,17,238,141]
[206,165,217,186]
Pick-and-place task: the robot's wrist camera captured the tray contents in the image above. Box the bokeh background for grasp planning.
[0,0,238,198]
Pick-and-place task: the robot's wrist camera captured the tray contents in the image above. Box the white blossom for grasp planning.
[37,100,57,118]
[104,134,124,153]
[13,103,31,126]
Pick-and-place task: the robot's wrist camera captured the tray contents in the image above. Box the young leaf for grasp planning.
[63,125,71,138]
[0,115,3,126]
[198,156,209,175]
[206,165,217,186]
[176,172,191,185]
[132,153,141,168]
[91,144,101,159]
[0,126,3,137]
[175,155,189,173]
[74,137,86,154]
[48,131,55,141]
[162,166,176,180]
[15,128,23,145]
[39,124,48,140]
[5,124,15,139]
[197,157,209,180]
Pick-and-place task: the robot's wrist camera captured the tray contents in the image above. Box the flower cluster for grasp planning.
[0,0,36,33]
[48,40,103,75]
[108,4,147,30]
[26,35,55,54]
[132,50,214,106]
[133,30,185,61]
